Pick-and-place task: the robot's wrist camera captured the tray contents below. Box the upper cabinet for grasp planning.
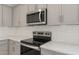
[13,5,28,27]
[0,5,12,27]
[2,5,12,27]
[13,6,20,27]
[47,4,79,25]
[47,4,61,25]
[0,5,2,26]
[27,4,36,12]
[62,4,79,25]
[37,4,47,9]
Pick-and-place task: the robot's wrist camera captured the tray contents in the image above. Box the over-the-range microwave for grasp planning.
[26,9,47,25]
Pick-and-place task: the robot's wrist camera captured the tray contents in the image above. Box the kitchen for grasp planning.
[0,4,79,55]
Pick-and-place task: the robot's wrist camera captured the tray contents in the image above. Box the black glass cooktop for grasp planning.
[21,38,46,47]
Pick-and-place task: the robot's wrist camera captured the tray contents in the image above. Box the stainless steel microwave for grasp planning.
[26,9,47,25]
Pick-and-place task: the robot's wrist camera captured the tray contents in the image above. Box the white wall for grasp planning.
[0,25,79,45]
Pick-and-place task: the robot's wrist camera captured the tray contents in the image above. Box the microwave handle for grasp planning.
[39,12,41,22]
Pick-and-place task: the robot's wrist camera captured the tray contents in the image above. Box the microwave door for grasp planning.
[27,12,40,23]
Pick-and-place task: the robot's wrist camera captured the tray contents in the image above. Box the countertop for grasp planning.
[0,36,33,42]
[40,41,79,55]
[1,36,79,55]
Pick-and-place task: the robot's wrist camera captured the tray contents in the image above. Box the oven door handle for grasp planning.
[21,43,40,51]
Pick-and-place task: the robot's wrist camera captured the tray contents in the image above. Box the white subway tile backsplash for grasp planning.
[0,25,79,44]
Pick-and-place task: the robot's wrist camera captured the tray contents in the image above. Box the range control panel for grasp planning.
[33,31,51,37]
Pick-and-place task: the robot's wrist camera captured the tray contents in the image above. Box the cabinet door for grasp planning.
[8,40,15,55]
[62,4,79,24]
[27,4,36,12]
[14,41,20,55]
[2,5,12,27]
[13,5,28,27]
[37,4,47,9]
[0,5,2,26]
[13,6,20,27]
[47,4,61,25]
[9,40,20,55]
[18,5,28,26]
[0,40,8,55]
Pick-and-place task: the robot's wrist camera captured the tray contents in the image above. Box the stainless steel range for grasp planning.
[20,31,51,55]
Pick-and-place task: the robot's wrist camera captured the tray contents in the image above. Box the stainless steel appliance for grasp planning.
[21,31,51,55]
[26,9,47,25]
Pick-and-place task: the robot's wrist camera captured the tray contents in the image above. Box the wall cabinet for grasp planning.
[0,5,2,26]
[47,4,61,25]
[27,4,36,12]
[8,40,20,55]
[62,4,79,25]
[0,40,8,55]
[2,5,12,27]
[37,4,47,9]
[47,4,79,25]
[0,5,12,27]
[13,5,28,27]
[13,6,20,27]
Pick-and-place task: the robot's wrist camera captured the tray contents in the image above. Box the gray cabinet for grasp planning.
[62,4,79,25]
[0,40,8,55]
[13,5,28,27]
[8,40,20,55]
[0,5,2,26]
[13,6,20,27]
[37,4,47,9]
[2,5,12,27]
[0,5,12,27]
[27,4,36,12]
[47,4,61,25]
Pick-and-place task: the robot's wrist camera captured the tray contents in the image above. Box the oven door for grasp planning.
[21,43,41,55]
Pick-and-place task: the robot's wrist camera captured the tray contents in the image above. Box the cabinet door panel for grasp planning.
[0,40,8,55]
[47,4,61,25]
[0,5,2,26]
[9,40,20,55]
[19,5,28,26]
[3,5,12,26]
[13,6,20,27]
[62,4,79,24]
[37,4,47,9]
[13,5,28,27]
[28,4,36,12]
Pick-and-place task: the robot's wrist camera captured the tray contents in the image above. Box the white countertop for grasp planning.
[0,36,33,42]
[41,41,79,55]
[1,36,79,55]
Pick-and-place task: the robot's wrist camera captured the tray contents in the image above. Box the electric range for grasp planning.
[21,31,51,55]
